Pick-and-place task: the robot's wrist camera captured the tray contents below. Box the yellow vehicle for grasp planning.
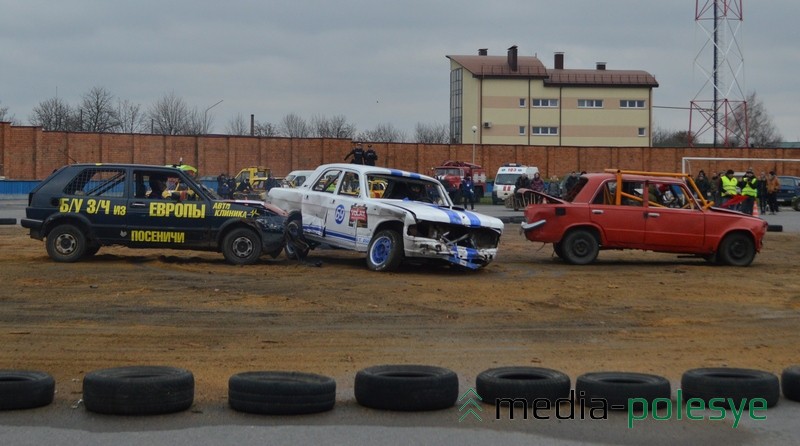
[369,179,387,198]
[234,166,271,186]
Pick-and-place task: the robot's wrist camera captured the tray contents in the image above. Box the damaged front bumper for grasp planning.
[406,222,501,269]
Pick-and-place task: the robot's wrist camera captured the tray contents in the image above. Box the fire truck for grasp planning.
[433,160,487,201]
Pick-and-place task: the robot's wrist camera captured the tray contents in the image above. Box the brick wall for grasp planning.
[1,122,798,180]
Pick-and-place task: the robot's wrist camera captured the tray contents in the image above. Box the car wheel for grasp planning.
[83,366,195,415]
[366,229,403,272]
[476,367,570,405]
[228,371,336,415]
[284,218,309,260]
[45,224,87,262]
[0,370,55,410]
[717,233,755,266]
[576,372,671,408]
[682,367,779,408]
[222,227,262,265]
[781,366,800,402]
[354,364,458,411]
[560,230,599,265]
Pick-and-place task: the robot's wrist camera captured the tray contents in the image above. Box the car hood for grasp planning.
[382,200,504,232]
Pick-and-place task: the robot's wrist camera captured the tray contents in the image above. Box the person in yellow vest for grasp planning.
[738,168,758,215]
[720,169,739,210]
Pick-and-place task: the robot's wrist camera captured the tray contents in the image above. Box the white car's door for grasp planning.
[303,169,343,241]
[322,170,362,250]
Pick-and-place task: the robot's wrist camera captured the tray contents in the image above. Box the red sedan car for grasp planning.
[520,170,767,266]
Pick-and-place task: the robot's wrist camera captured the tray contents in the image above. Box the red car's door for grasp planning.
[588,179,646,246]
[643,183,705,251]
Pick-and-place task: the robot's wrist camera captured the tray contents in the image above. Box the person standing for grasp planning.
[738,169,758,215]
[364,145,378,166]
[461,175,476,210]
[757,172,768,215]
[766,171,781,214]
[530,172,545,203]
[720,169,739,210]
[513,173,531,211]
[695,170,711,201]
[344,142,365,164]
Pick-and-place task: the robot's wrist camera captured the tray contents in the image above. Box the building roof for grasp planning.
[447,53,658,87]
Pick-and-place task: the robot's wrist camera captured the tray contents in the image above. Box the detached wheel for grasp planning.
[576,372,671,408]
[781,366,800,402]
[223,227,262,265]
[717,233,755,266]
[228,371,336,415]
[354,364,458,411]
[476,367,570,405]
[284,218,309,260]
[682,367,779,407]
[560,229,599,265]
[366,229,403,272]
[46,224,87,262]
[0,370,55,410]
[83,366,194,415]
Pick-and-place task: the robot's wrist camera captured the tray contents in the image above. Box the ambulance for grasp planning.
[491,164,539,204]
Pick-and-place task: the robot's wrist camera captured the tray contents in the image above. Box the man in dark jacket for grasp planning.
[364,145,378,166]
[344,143,365,164]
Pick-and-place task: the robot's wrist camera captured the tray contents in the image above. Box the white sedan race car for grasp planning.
[268,164,504,271]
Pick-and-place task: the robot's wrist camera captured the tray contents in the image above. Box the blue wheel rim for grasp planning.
[370,236,392,265]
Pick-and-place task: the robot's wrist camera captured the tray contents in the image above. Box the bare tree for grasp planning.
[77,87,118,132]
[29,97,75,131]
[414,122,449,143]
[115,99,146,133]
[652,126,694,147]
[225,113,250,135]
[728,91,782,147]
[148,92,189,135]
[279,113,310,137]
[254,120,278,137]
[311,114,356,139]
[357,123,406,143]
[0,100,17,124]
[184,106,213,135]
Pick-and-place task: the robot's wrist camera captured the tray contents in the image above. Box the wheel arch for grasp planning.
[42,214,95,240]
[560,224,603,246]
[715,229,756,251]
[216,220,262,248]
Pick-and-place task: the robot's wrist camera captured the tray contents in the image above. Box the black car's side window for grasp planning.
[64,168,126,198]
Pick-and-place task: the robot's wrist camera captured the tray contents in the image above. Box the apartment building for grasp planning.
[447,46,659,146]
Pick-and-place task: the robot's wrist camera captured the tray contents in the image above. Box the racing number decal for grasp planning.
[334,204,346,224]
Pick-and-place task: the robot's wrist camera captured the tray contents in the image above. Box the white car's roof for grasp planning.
[311,163,439,183]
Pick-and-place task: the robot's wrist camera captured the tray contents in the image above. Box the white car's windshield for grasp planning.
[367,174,449,205]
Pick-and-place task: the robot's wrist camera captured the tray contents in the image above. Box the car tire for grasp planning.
[0,370,55,410]
[83,366,195,415]
[476,367,570,405]
[681,367,779,408]
[767,224,783,233]
[284,218,309,261]
[354,364,458,411]
[717,233,756,266]
[560,229,599,265]
[222,227,262,265]
[553,242,565,260]
[228,371,336,415]
[46,224,87,262]
[576,372,671,409]
[781,366,800,402]
[366,229,403,272]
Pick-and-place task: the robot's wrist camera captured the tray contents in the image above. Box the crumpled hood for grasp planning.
[383,200,504,232]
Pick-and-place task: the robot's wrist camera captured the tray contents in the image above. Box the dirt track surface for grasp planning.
[1,225,798,410]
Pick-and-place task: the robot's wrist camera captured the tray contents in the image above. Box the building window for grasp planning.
[532,126,559,135]
[620,100,646,109]
[449,68,463,143]
[638,127,647,137]
[519,98,526,108]
[519,126,526,135]
[532,98,559,108]
[578,99,603,108]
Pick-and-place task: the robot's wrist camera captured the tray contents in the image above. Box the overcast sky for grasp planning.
[1,1,798,142]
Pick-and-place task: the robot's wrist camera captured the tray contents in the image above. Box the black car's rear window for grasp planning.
[64,168,126,198]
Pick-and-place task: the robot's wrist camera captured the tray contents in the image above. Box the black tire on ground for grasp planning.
[366,229,404,272]
[476,367,571,405]
[575,372,671,409]
[228,371,336,415]
[354,364,458,411]
[767,224,783,233]
[284,218,309,260]
[0,218,16,225]
[45,224,87,262]
[222,227,262,265]
[0,370,55,410]
[559,229,599,265]
[781,366,800,402]
[717,233,756,266]
[82,366,195,415]
[681,367,780,408]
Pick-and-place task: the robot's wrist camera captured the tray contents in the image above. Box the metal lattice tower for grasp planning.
[689,0,748,147]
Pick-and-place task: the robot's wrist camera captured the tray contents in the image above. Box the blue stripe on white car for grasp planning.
[389,169,421,180]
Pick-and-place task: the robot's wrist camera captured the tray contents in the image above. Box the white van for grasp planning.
[492,164,539,204]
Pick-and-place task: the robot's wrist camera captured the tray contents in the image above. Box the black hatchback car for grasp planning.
[21,163,288,265]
